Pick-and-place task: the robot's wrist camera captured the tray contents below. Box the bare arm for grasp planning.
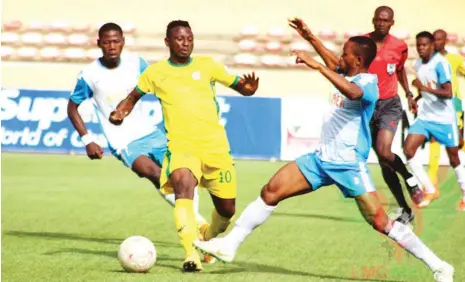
[109,88,143,125]
[67,100,89,137]
[413,79,452,99]
[289,18,339,71]
[318,65,363,100]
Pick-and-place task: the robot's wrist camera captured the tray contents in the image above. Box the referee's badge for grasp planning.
[387,63,396,75]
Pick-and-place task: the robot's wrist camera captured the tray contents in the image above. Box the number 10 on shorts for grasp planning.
[219,170,232,183]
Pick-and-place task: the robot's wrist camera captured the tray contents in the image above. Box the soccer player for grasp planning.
[67,23,207,224]
[109,20,259,272]
[404,31,465,211]
[194,24,454,282]
[283,10,421,224]
[427,29,465,190]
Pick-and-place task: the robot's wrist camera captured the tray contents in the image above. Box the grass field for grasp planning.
[2,153,464,282]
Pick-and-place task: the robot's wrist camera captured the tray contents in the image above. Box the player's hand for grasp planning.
[292,50,320,69]
[86,142,103,160]
[241,72,259,96]
[407,96,418,114]
[411,79,425,91]
[288,18,313,41]
[109,109,125,125]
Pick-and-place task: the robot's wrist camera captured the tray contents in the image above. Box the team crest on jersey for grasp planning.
[192,72,201,80]
[387,63,396,75]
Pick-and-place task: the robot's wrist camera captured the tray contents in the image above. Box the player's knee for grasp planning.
[376,143,393,162]
[215,203,235,219]
[403,145,416,160]
[134,164,160,180]
[449,154,460,168]
[261,181,282,206]
[170,170,196,198]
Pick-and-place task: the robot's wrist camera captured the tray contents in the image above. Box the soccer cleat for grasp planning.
[405,177,424,205]
[417,190,440,208]
[198,224,217,264]
[182,251,203,272]
[433,262,454,282]
[457,200,465,211]
[395,208,415,225]
[193,238,235,263]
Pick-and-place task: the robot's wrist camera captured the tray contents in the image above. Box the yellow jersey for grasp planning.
[136,56,240,155]
[445,53,465,111]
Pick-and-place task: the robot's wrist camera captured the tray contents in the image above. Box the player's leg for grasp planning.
[374,98,422,205]
[428,137,441,188]
[161,152,203,271]
[439,122,465,211]
[194,153,329,262]
[354,192,454,280]
[404,120,439,205]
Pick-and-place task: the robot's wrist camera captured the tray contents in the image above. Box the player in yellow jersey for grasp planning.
[425,29,465,210]
[109,20,260,271]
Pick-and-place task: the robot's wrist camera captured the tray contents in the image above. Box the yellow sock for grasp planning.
[428,141,441,186]
[205,208,232,241]
[174,199,198,257]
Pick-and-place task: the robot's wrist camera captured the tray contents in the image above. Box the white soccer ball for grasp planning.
[118,235,157,273]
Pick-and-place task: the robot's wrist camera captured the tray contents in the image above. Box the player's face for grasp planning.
[372,10,394,36]
[166,26,194,59]
[339,41,359,73]
[98,30,124,61]
[433,32,447,52]
[416,37,434,59]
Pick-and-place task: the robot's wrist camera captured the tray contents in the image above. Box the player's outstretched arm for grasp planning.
[412,79,452,99]
[232,72,259,96]
[293,50,363,100]
[109,88,143,125]
[288,18,339,71]
[67,100,103,159]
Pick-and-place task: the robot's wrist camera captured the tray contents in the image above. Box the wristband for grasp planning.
[406,92,413,98]
[81,134,93,146]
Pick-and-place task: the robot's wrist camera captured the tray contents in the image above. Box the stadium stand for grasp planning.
[2,0,464,96]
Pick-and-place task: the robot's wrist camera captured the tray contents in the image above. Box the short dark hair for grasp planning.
[166,20,191,37]
[374,6,394,19]
[98,22,123,39]
[416,31,434,42]
[348,36,377,68]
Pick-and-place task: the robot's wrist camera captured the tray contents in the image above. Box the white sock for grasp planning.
[407,158,436,193]
[193,187,207,225]
[453,166,465,201]
[224,196,276,251]
[388,221,444,271]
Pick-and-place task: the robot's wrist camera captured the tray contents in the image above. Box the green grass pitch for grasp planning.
[2,153,464,281]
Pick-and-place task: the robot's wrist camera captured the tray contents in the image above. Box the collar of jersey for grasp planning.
[168,57,193,67]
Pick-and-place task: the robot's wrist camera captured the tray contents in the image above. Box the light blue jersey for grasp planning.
[414,52,454,124]
[70,52,166,167]
[318,73,379,164]
[297,73,379,198]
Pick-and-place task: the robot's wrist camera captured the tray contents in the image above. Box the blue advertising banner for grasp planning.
[1,89,281,160]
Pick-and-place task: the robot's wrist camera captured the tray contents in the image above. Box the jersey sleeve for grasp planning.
[396,43,409,72]
[352,74,379,103]
[70,72,93,104]
[139,57,149,74]
[210,59,240,87]
[435,60,452,85]
[136,66,155,95]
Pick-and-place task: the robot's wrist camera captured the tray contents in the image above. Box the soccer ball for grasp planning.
[118,236,157,273]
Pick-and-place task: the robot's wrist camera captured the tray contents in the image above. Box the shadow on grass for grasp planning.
[273,212,362,223]
[4,231,178,248]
